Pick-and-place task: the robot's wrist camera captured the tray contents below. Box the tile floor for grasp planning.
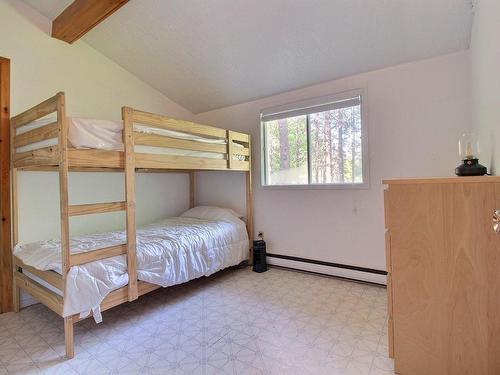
[0,267,395,375]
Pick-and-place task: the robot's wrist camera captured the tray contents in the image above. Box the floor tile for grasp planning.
[1,268,395,374]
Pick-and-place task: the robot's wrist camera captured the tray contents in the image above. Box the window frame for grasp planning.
[260,89,369,190]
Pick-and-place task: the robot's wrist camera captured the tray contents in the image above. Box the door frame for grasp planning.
[0,57,12,313]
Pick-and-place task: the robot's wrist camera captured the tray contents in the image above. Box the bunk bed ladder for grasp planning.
[55,98,138,358]
[55,93,74,358]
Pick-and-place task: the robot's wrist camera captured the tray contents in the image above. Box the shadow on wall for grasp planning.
[7,0,52,35]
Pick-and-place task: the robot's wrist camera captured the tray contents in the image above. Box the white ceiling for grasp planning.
[24,0,474,113]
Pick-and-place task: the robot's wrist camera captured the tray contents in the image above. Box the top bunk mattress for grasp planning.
[16,117,245,160]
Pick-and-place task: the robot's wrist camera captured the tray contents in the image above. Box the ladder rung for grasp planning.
[70,244,127,266]
[68,201,127,216]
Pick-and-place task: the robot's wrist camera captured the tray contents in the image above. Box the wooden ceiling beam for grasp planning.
[52,0,129,44]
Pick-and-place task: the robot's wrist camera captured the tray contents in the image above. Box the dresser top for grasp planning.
[383,176,500,185]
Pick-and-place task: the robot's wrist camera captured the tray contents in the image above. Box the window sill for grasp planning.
[260,182,370,190]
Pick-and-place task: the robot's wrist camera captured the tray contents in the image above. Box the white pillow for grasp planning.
[181,206,243,222]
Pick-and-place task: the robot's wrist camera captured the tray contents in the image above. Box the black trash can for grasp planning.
[252,240,268,273]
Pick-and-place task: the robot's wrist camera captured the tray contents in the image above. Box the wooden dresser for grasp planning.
[384,176,500,375]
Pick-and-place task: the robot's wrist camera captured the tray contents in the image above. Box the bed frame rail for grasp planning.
[14,270,63,315]
[11,94,60,129]
[124,107,251,171]
[68,201,127,216]
[14,257,63,291]
[11,93,62,169]
[13,122,58,148]
[10,93,252,173]
[69,244,128,267]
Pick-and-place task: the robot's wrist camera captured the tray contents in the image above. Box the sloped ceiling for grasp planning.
[24,0,474,113]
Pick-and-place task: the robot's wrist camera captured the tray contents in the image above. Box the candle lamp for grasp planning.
[455,132,487,176]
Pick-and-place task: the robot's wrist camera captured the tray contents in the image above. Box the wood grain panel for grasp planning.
[15,271,63,315]
[387,315,394,359]
[52,0,129,44]
[18,166,192,173]
[135,153,228,170]
[67,148,251,171]
[230,130,250,143]
[189,172,196,208]
[11,93,59,128]
[13,146,59,168]
[246,135,253,263]
[442,183,490,374]
[390,183,448,374]
[388,182,495,374]
[123,107,138,302]
[132,109,227,139]
[134,132,227,154]
[11,115,18,313]
[67,148,123,168]
[488,183,500,374]
[384,230,391,273]
[0,57,11,313]
[384,229,394,359]
[68,201,126,216]
[72,281,161,323]
[14,257,63,290]
[383,189,390,228]
[57,93,70,282]
[230,160,250,171]
[64,316,74,358]
[102,281,159,316]
[57,93,74,357]
[69,244,127,266]
[383,176,500,185]
[233,147,250,156]
[226,130,234,169]
[13,122,58,148]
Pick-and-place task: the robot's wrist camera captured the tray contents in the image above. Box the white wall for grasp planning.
[1,0,194,243]
[0,0,473,286]
[471,0,500,174]
[194,52,472,282]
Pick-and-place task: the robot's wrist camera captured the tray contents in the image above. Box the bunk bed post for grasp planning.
[56,92,74,358]
[122,107,138,302]
[64,315,74,358]
[189,172,196,208]
[10,100,20,313]
[246,136,253,264]
[226,130,234,169]
[11,170,19,312]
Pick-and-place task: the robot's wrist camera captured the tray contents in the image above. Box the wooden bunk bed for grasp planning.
[10,92,253,358]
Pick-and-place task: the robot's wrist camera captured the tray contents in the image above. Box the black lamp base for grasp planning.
[455,158,487,176]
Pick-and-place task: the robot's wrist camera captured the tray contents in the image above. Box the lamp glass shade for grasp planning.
[458,132,480,160]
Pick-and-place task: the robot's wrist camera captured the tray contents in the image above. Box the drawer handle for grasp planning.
[494,210,500,234]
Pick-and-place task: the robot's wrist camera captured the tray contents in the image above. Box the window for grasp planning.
[261,90,367,187]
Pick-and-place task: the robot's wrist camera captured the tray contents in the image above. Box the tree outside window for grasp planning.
[262,92,365,186]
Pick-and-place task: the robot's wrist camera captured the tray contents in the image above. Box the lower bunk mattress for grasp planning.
[14,208,249,322]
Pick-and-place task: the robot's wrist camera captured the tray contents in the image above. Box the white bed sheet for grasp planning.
[16,117,245,160]
[14,216,249,321]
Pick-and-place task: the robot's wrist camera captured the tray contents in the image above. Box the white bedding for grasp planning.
[16,117,245,160]
[14,215,249,321]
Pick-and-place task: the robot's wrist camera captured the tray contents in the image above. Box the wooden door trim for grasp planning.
[0,57,12,313]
